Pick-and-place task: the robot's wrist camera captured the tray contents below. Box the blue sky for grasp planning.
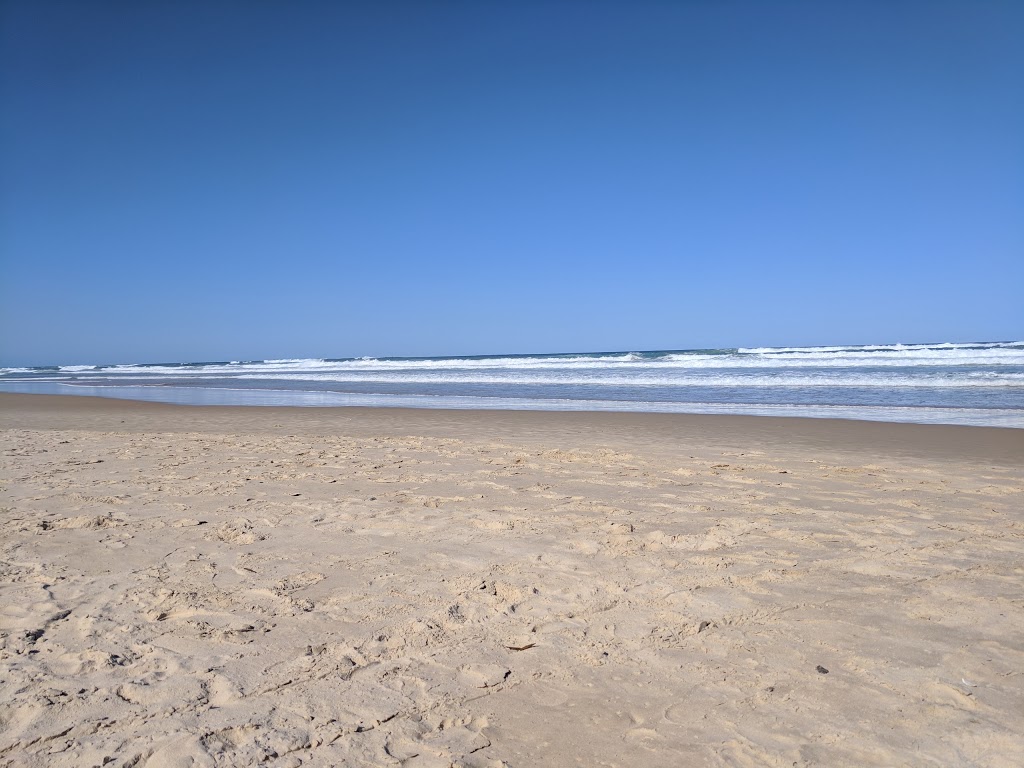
[1,1,1021,365]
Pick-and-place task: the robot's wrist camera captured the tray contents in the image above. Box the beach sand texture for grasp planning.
[1,394,1023,767]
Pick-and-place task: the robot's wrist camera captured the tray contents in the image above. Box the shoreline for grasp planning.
[2,377,1022,429]
[2,391,1022,465]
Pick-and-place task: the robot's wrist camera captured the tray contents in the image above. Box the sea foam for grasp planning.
[3,342,1022,427]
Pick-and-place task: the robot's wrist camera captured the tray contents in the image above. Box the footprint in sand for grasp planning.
[211,518,268,544]
[457,663,511,688]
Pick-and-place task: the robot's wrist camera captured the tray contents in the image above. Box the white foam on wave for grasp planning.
[76,353,651,376]
[231,371,1024,388]
[15,368,1024,388]
[0,375,72,381]
[664,347,1024,368]
[332,353,650,369]
[8,342,1023,383]
[64,346,1024,376]
[737,340,1023,354]
[103,359,344,375]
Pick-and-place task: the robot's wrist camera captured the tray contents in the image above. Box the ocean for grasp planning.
[2,341,1023,427]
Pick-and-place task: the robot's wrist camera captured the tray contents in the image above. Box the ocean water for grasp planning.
[2,341,1023,427]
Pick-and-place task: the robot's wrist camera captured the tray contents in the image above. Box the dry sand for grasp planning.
[1,393,1022,767]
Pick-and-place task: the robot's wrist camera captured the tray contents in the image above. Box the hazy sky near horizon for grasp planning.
[1,1,1022,365]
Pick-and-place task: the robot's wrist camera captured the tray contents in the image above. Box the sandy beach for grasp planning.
[1,393,1022,767]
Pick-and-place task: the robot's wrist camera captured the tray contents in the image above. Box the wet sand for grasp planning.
[1,393,1022,766]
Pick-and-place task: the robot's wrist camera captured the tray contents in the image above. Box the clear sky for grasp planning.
[1,1,1021,365]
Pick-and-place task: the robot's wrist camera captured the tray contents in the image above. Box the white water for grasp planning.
[3,341,1022,426]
